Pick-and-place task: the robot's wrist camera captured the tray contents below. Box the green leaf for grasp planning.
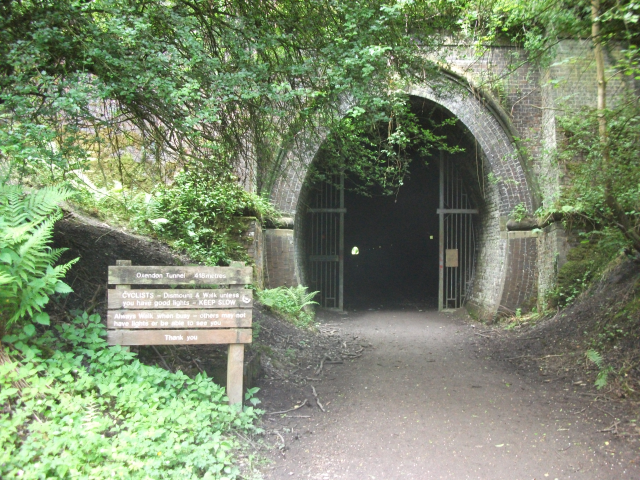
[34,312,50,326]
[55,281,73,294]
[23,323,36,337]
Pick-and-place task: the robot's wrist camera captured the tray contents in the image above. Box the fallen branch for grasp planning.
[152,346,172,372]
[192,358,204,374]
[272,430,286,451]
[311,385,325,412]
[599,420,620,434]
[315,356,328,376]
[265,399,308,415]
[474,332,492,338]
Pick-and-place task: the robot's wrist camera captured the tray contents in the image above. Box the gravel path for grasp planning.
[263,309,640,479]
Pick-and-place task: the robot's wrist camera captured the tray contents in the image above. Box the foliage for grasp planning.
[0,0,466,197]
[464,0,640,253]
[510,203,528,222]
[149,166,278,265]
[551,105,640,252]
[0,185,77,336]
[0,312,261,480]
[585,348,614,390]
[316,102,465,196]
[258,286,319,328]
[545,232,624,308]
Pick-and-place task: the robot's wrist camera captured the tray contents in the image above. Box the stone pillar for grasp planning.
[264,229,298,289]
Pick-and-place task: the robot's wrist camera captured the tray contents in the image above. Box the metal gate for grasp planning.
[307,174,345,310]
[438,153,478,310]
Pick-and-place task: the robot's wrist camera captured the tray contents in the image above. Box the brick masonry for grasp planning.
[264,41,632,320]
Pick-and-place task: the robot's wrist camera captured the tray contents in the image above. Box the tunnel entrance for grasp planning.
[303,98,482,311]
[342,157,440,309]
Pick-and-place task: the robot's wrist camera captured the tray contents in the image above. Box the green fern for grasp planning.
[257,285,319,328]
[0,185,77,335]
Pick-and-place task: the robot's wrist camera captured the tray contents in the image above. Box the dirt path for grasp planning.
[260,309,640,479]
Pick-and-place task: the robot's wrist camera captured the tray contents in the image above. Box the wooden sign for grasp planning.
[446,249,459,268]
[107,309,252,329]
[107,261,253,405]
[108,266,252,285]
[107,328,252,345]
[108,288,253,309]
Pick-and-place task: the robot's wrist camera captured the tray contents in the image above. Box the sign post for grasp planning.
[107,261,253,405]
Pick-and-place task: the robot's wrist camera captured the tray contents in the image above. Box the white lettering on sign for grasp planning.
[165,272,186,279]
[199,313,220,319]
[220,292,239,298]
[164,334,183,341]
[136,300,152,307]
[194,273,227,279]
[218,299,236,306]
[153,300,170,308]
[136,272,162,279]
[157,313,174,319]
[132,321,149,327]
[172,300,190,307]
[163,292,194,299]
[113,321,129,327]
[186,335,198,341]
[114,313,136,320]
[122,291,155,299]
[201,292,217,299]
[198,300,217,306]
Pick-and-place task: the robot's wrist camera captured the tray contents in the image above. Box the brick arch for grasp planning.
[267,74,538,320]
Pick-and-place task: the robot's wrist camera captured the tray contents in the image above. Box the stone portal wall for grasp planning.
[267,43,560,319]
[241,218,264,290]
[264,229,297,289]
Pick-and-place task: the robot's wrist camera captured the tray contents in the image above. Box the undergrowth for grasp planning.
[257,286,319,328]
[0,312,262,479]
[70,165,279,266]
[545,230,627,309]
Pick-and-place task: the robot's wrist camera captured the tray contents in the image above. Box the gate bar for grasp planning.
[438,151,444,312]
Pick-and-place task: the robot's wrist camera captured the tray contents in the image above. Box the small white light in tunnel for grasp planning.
[351,246,359,255]
[430,235,434,240]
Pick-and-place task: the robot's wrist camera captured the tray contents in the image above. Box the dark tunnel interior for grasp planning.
[343,157,440,309]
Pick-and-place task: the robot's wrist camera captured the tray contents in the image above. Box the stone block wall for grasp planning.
[536,222,572,311]
[502,232,539,314]
[240,218,264,290]
[264,229,298,289]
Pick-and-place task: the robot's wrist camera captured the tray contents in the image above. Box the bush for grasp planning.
[148,167,278,266]
[0,312,261,479]
[257,286,319,328]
